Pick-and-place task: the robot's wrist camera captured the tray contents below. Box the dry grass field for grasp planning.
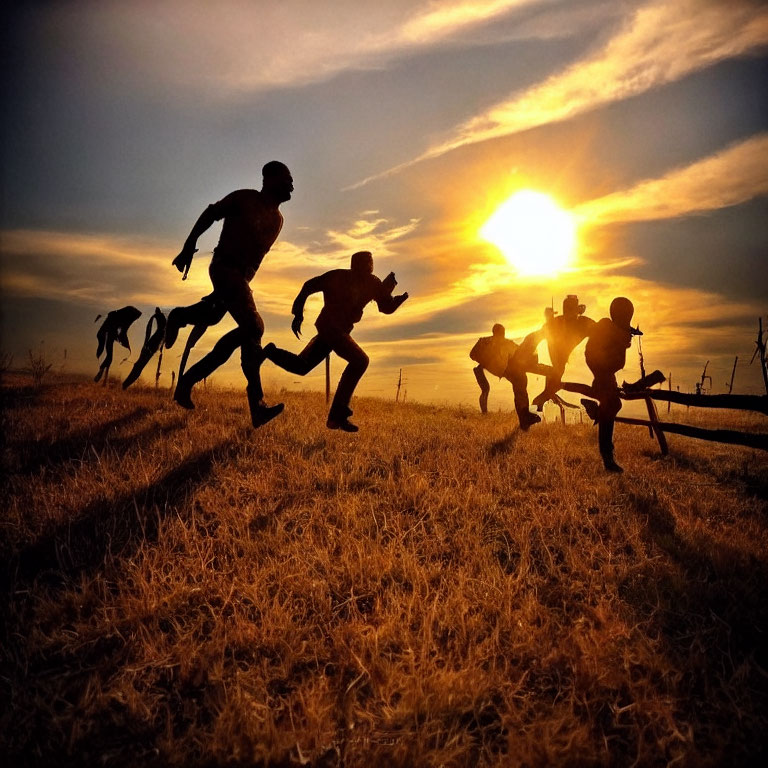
[1,379,767,767]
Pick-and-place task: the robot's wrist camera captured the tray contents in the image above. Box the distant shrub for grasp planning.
[26,347,53,386]
[0,350,12,374]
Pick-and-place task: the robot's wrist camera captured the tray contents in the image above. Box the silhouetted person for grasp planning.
[171,160,293,427]
[94,306,142,384]
[502,328,545,431]
[584,296,642,473]
[532,295,595,410]
[122,307,167,389]
[469,324,519,414]
[264,251,408,432]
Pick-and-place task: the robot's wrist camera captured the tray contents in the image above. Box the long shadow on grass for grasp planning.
[3,407,158,476]
[0,625,162,767]
[7,429,251,589]
[620,499,768,761]
[643,447,768,503]
[488,428,521,457]
[1,429,255,766]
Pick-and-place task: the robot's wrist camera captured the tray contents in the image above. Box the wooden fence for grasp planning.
[561,370,768,454]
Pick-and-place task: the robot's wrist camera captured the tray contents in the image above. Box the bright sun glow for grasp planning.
[480,190,576,276]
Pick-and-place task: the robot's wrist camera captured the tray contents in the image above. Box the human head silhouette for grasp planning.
[261,161,293,203]
[609,297,634,330]
[492,323,505,337]
[562,295,586,318]
[351,251,374,274]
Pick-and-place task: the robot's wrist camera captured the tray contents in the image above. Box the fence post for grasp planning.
[668,372,672,414]
[727,356,738,395]
[754,317,768,395]
[644,396,669,456]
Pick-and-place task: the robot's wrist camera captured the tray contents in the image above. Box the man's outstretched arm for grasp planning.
[290,274,325,338]
[375,272,408,314]
[172,203,222,277]
[377,292,409,314]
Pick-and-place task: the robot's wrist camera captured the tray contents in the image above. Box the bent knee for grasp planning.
[352,352,370,373]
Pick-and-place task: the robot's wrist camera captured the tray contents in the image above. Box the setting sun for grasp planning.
[480,190,576,276]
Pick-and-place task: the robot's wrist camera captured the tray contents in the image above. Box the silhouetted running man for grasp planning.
[584,296,642,473]
[264,250,408,432]
[171,161,293,428]
[531,295,595,410]
[469,324,519,414]
[122,307,167,389]
[94,305,142,383]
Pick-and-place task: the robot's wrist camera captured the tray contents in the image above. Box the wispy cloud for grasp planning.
[0,212,420,315]
[39,0,548,95]
[0,229,183,308]
[351,0,768,187]
[399,0,541,43]
[574,133,768,225]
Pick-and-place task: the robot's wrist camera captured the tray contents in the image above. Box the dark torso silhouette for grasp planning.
[470,336,519,379]
[546,315,594,369]
[585,318,632,375]
[209,189,284,278]
[310,270,395,334]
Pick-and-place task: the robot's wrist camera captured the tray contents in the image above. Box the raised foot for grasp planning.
[580,398,599,423]
[327,417,359,433]
[532,393,548,411]
[173,384,195,410]
[251,402,284,428]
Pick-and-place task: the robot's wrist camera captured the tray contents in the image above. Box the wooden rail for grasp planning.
[560,371,767,454]
[611,415,767,452]
[621,389,768,415]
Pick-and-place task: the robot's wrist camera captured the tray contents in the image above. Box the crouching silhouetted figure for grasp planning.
[532,295,595,410]
[469,324,519,414]
[94,306,142,384]
[584,297,642,473]
[122,307,167,389]
[266,250,408,432]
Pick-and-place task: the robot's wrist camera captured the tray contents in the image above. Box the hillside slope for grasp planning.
[2,382,767,767]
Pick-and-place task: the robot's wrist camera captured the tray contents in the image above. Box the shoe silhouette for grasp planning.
[173,382,195,409]
[251,402,284,428]
[519,411,541,431]
[327,417,359,432]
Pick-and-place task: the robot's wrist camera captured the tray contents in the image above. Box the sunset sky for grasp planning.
[2,0,767,408]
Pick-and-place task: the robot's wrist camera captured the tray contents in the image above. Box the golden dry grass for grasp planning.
[1,379,767,767]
